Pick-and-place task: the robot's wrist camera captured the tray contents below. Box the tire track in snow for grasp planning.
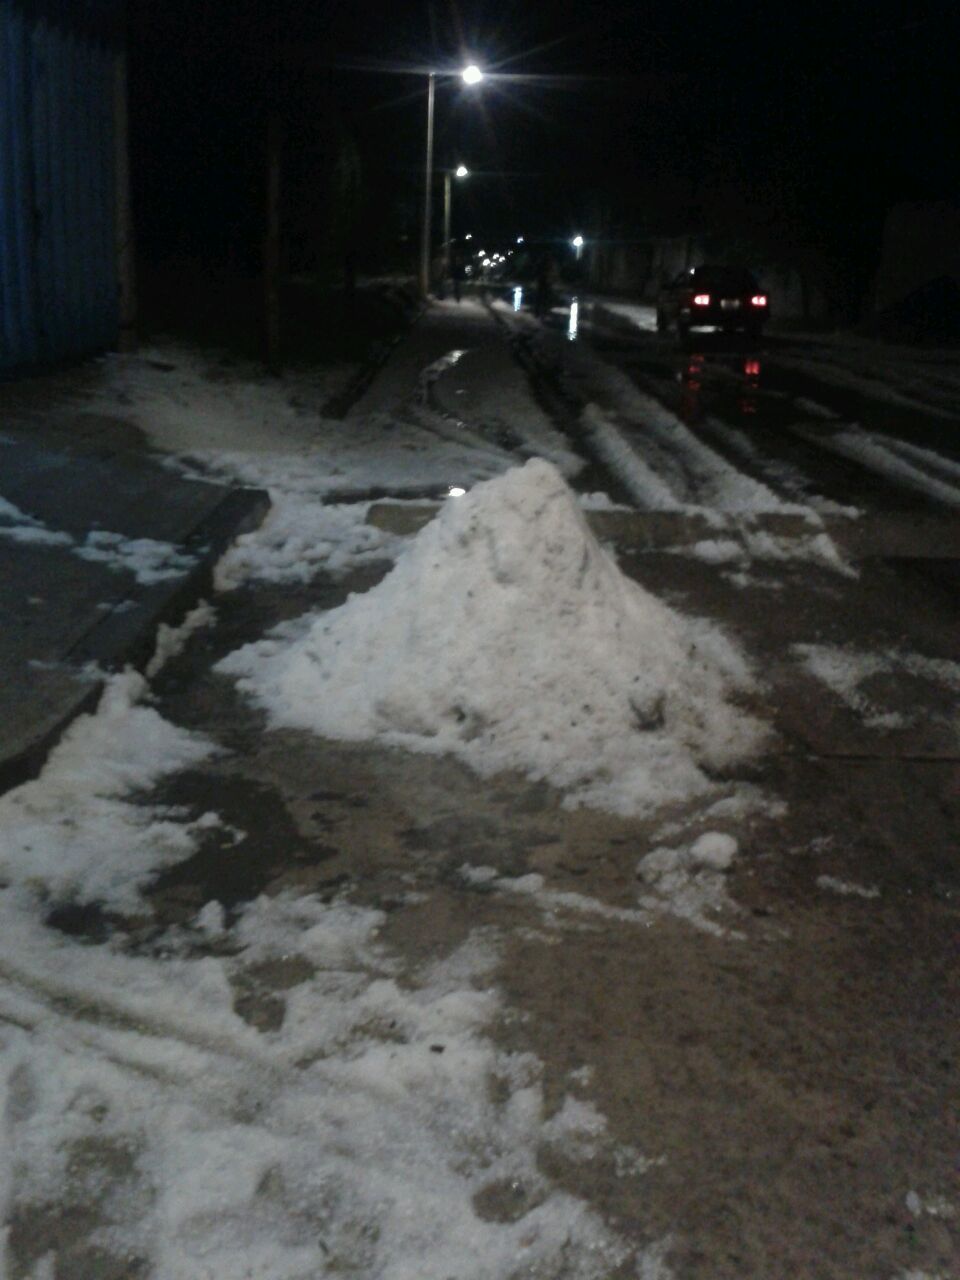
[787,424,960,510]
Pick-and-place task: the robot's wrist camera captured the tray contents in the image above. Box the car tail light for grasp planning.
[750,295,768,307]
[693,293,710,306]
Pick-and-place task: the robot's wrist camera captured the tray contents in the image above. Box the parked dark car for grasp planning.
[657,265,769,339]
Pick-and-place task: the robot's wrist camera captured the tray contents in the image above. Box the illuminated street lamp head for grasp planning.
[455,165,469,178]
[572,235,584,248]
[461,64,483,85]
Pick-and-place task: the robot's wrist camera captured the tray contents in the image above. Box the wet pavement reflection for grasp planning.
[676,351,763,422]
[567,298,580,342]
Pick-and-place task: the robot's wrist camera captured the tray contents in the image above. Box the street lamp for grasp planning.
[572,234,584,261]
[443,165,469,279]
[420,65,483,296]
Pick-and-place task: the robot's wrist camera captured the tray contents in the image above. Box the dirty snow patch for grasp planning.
[816,875,880,900]
[0,497,195,582]
[215,497,406,589]
[0,672,214,909]
[795,644,960,730]
[75,530,197,584]
[462,866,651,927]
[219,459,766,816]
[905,1190,956,1219]
[0,497,73,548]
[636,832,743,936]
[146,600,217,678]
[0,888,674,1279]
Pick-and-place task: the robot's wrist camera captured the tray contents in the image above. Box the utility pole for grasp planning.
[443,171,452,281]
[263,108,281,375]
[418,72,435,296]
[113,24,136,350]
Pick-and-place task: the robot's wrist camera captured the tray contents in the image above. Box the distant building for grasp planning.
[0,0,130,374]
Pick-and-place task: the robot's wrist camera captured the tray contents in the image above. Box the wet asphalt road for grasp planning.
[535,297,960,517]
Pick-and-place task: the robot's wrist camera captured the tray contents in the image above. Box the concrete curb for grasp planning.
[322,295,427,420]
[366,500,960,561]
[0,485,270,796]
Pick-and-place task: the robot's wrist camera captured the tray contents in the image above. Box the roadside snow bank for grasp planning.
[219,459,765,815]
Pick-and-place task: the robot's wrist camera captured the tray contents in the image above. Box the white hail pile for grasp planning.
[220,459,764,814]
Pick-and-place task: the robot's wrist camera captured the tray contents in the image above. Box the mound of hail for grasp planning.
[219,459,765,814]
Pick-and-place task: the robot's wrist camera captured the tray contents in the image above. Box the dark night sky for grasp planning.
[129,0,959,285]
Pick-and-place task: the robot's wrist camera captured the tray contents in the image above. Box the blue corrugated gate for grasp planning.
[0,0,120,373]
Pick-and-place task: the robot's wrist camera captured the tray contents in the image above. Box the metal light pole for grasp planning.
[419,65,482,298]
[443,165,469,281]
[419,72,436,297]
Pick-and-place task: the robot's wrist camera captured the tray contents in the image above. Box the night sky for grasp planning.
[129,0,959,304]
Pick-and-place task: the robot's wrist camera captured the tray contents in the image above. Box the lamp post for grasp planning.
[443,165,469,280]
[572,234,584,262]
[419,65,482,296]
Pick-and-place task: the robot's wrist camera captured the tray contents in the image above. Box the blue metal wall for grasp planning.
[0,1,120,373]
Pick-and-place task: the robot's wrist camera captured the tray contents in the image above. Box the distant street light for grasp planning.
[420,66,483,296]
[443,165,470,279]
[572,234,584,261]
[516,235,524,244]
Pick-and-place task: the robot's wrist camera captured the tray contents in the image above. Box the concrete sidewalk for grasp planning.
[0,419,268,791]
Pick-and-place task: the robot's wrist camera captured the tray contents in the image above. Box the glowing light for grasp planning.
[750,295,768,307]
[448,485,467,497]
[465,233,473,240]
[513,286,523,312]
[516,236,524,244]
[567,297,580,341]
[693,294,711,306]
[462,65,483,85]
[572,235,584,247]
[455,164,469,178]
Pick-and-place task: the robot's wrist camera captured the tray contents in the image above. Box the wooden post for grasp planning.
[263,109,281,375]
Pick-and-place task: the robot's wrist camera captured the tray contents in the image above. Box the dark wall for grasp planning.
[0,0,121,372]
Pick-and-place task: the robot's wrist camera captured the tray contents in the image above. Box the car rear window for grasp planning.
[690,267,759,291]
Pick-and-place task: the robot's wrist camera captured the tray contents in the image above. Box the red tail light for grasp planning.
[693,293,710,306]
[750,295,768,307]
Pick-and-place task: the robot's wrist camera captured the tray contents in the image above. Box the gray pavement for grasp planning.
[1,303,959,1278]
[0,419,268,791]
